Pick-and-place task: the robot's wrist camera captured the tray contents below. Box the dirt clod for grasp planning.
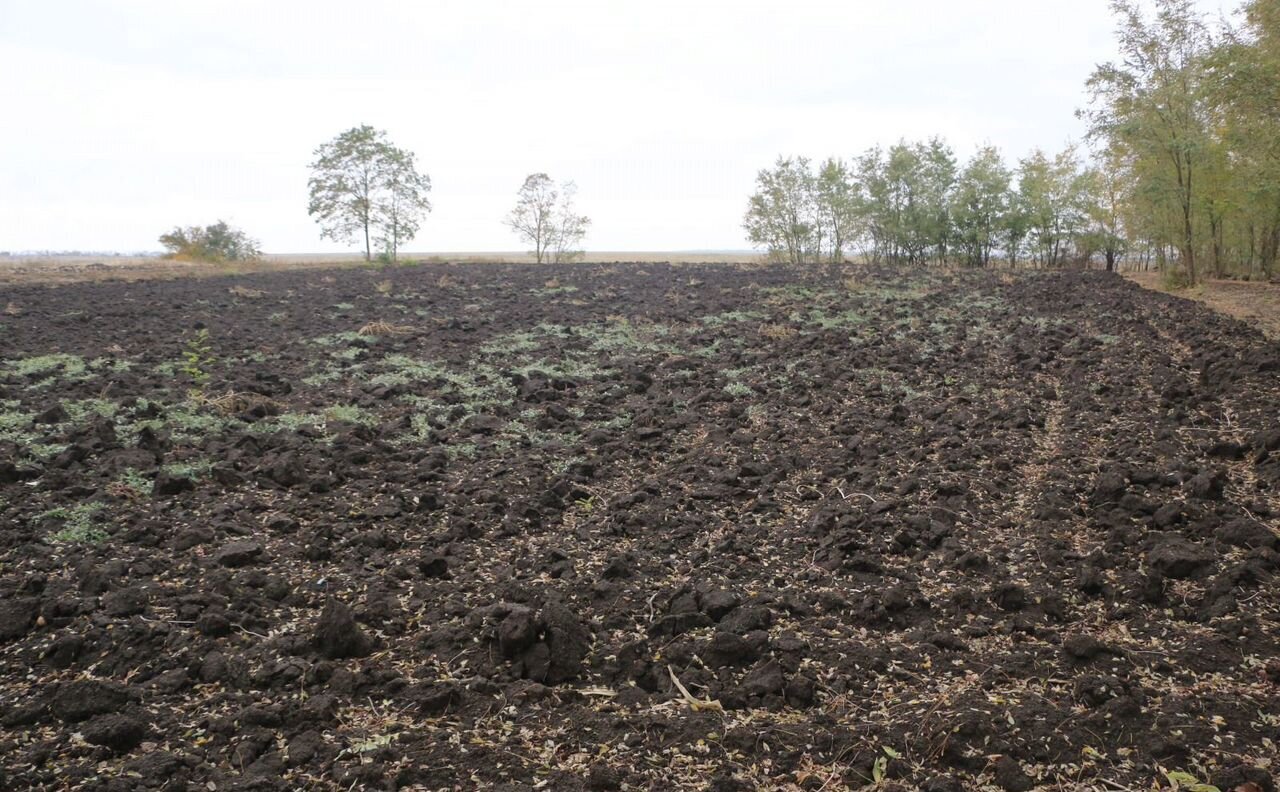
[313,599,373,659]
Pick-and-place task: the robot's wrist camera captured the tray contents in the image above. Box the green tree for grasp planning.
[814,158,859,263]
[921,138,958,264]
[307,125,432,262]
[951,146,1012,267]
[1080,152,1129,272]
[1211,0,1280,277]
[743,156,817,264]
[1019,147,1090,268]
[373,146,433,264]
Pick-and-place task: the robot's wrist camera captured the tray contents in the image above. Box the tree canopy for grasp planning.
[307,125,432,263]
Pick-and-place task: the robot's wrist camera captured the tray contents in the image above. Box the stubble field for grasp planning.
[0,263,1278,791]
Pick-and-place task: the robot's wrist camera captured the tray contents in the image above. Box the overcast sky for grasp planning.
[0,0,1234,254]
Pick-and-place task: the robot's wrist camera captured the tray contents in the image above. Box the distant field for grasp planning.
[0,251,764,285]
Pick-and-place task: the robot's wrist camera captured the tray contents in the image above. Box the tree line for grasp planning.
[743,142,1120,270]
[746,0,1279,284]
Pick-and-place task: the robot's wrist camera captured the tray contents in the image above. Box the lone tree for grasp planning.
[307,125,432,262]
[505,173,590,263]
[159,220,260,262]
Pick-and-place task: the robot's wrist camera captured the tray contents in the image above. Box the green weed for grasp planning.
[325,405,377,426]
[38,503,108,544]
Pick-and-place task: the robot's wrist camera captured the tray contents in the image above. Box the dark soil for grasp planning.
[1,263,1278,791]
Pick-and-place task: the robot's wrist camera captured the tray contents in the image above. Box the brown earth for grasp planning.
[0,263,1278,791]
[0,253,763,288]
[1126,271,1280,341]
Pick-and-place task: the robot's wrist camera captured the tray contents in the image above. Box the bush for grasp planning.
[1161,267,1196,290]
[159,221,261,262]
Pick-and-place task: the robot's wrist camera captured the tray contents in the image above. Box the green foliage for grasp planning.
[1164,769,1220,792]
[951,146,1013,267]
[324,404,377,426]
[748,138,1105,268]
[307,125,433,262]
[161,459,214,480]
[181,329,214,390]
[114,468,151,493]
[64,398,119,423]
[159,220,261,262]
[743,156,824,264]
[38,503,108,544]
[372,354,449,387]
[1018,146,1093,268]
[1082,0,1280,281]
[7,353,87,381]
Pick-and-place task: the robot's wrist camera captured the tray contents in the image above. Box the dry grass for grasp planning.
[759,322,798,340]
[358,320,413,337]
[198,390,284,416]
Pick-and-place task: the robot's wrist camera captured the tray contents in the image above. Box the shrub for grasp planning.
[159,220,261,262]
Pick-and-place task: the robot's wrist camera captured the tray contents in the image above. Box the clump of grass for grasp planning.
[324,404,377,426]
[162,403,229,443]
[245,412,324,435]
[723,381,753,398]
[371,355,449,387]
[109,468,152,498]
[444,442,477,460]
[38,503,108,544]
[311,332,366,347]
[0,401,37,446]
[302,368,342,386]
[64,398,119,423]
[161,459,215,480]
[701,310,767,327]
[7,353,88,387]
[512,357,606,381]
[481,331,543,355]
[805,308,865,330]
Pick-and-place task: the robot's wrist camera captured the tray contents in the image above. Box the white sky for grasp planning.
[0,0,1234,254]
